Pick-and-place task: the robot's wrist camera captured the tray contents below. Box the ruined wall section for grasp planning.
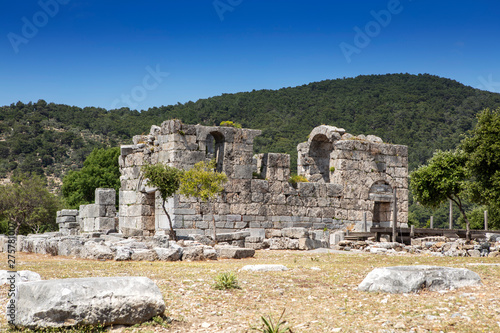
[118,120,408,237]
[331,139,408,228]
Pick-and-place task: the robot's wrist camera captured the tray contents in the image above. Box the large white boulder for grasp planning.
[10,276,165,328]
[358,266,481,293]
[0,270,41,284]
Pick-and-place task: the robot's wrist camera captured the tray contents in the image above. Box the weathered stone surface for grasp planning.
[80,242,114,260]
[217,247,255,259]
[182,246,204,261]
[131,249,157,261]
[115,247,133,261]
[282,227,308,239]
[216,231,251,242]
[0,270,41,285]
[241,264,288,272]
[11,277,165,328]
[154,246,183,261]
[358,266,482,293]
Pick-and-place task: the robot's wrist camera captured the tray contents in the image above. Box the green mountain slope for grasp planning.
[1,73,499,189]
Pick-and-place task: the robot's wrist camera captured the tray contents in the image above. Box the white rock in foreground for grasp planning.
[241,264,288,272]
[0,270,41,284]
[358,266,481,293]
[10,276,165,328]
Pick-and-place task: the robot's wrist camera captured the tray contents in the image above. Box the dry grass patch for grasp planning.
[0,251,499,332]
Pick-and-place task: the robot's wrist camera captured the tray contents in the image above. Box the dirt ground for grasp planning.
[1,250,500,332]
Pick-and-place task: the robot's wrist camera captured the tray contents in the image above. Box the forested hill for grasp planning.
[1,73,500,189]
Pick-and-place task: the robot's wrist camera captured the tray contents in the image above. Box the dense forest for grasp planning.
[2,73,500,190]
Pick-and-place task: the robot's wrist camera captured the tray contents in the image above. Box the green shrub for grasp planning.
[329,166,335,172]
[220,120,242,128]
[213,271,240,290]
[289,174,308,185]
[258,309,291,333]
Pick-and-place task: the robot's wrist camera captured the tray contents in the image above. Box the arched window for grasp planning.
[309,134,333,182]
[206,131,224,173]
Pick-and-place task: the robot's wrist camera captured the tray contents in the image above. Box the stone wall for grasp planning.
[118,120,408,237]
[78,188,117,233]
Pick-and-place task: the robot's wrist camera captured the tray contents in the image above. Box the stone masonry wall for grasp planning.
[118,120,408,237]
[78,188,117,233]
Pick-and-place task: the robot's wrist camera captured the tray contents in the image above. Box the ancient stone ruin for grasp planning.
[118,119,408,237]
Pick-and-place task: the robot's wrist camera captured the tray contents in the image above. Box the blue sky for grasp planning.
[1,0,499,111]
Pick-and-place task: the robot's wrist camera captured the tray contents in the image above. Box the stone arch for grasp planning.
[309,133,333,182]
[369,180,393,227]
[206,131,225,173]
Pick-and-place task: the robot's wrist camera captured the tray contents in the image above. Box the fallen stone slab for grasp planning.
[358,266,481,294]
[0,270,41,284]
[216,231,250,242]
[241,264,288,272]
[217,247,255,259]
[10,276,165,329]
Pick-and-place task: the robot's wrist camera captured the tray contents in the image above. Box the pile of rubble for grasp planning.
[333,234,500,257]
[0,232,256,261]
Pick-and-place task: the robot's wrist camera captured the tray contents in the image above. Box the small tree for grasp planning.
[141,163,183,241]
[62,147,120,208]
[179,160,228,241]
[410,149,472,240]
[0,173,61,235]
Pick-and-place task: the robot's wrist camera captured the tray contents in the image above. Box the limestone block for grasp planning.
[119,191,137,205]
[298,182,316,197]
[58,209,79,217]
[131,249,158,261]
[80,242,114,260]
[358,266,481,293]
[56,216,76,223]
[282,227,309,239]
[120,145,137,156]
[95,188,116,206]
[154,245,182,261]
[83,218,95,232]
[95,217,115,231]
[11,277,165,328]
[233,165,253,179]
[251,179,269,193]
[217,247,255,259]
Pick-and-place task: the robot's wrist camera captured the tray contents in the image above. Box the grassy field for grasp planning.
[1,250,500,332]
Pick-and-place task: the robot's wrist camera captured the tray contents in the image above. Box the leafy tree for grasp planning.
[62,147,120,208]
[141,163,183,241]
[410,150,472,239]
[461,107,500,228]
[179,160,228,241]
[0,173,61,235]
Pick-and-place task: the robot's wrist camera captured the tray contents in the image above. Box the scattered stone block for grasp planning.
[217,247,255,259]
[10,277,165,328]
[358,266,482,293]
[131,249,157,261]
[154,246,183,261]
[282,227,308,239]
[241,264,288,272]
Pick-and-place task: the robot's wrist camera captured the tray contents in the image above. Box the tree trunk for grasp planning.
[451,197,471,241]
[162,200,177,241]
[211,200,217,243]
